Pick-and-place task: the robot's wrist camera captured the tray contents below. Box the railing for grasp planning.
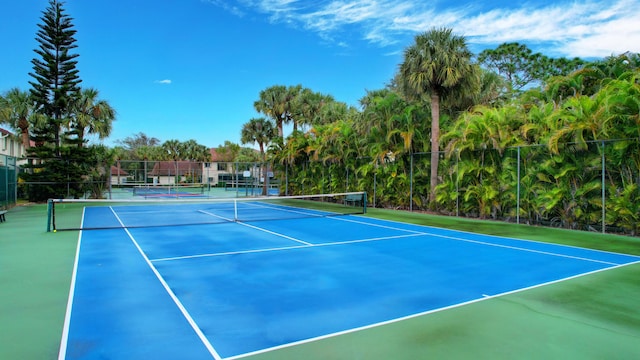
[0,154,18,209]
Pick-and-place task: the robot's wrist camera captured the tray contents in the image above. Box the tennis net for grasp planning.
[118,183,207,198]
[47,192,367,231]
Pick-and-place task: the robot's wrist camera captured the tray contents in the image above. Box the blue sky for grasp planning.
[2,0,639,149]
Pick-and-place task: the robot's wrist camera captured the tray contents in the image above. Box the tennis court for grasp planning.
[55,193,640,359]
[109,183,280,200]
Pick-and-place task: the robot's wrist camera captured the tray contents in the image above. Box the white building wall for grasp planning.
[0,129,27,166]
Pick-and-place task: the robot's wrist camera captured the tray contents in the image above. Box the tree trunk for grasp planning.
[18,116,30,150]
[277,119,283,139]
[260,144,268,196]
[429,93,440,206]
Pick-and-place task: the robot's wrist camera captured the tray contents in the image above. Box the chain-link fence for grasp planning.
[0,154,18,209]
[17,159,280,200]
[111,160,276,190]
[278,139,640,236]
[13,139,640,235]
[32,160,278,199]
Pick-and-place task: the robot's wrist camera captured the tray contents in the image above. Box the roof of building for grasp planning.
[110,165,129,176]
[147,161,203,176]
[0,127,15,136]
[210,147,261,163]
[210,148,234,162]
[1,127,36,147]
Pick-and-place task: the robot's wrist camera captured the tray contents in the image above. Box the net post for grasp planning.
[234,199,238,221]
[363,191,367,214]
[46,199,53,232]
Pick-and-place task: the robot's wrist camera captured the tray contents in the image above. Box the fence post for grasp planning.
[46,199,50,232]
[410,152,414,212]
[517,146,521,225]
[1,155,5,209]
[107,162,112,200]
[373,161,377,208]
[66,160,70,198]
[346,167,349,193]
[456,150,459,217]
[601,141,606,234]
[285,161,289,196]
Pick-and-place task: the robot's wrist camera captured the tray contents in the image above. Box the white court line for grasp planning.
[110,207,223,360]
[199,209,313,246]
[156,209,620,266]
[151,244,310,262]
[331,216,426,234]
[115,203,636,265]
[243,201,331,218]
[96,202,640,264]
[115,205,636,358]
[315,232,427,247]
[431,233,621,266]
[350,214,640,260]
[57,208,86,360]
[330,216,624,266]
[197,209,234,222]
[112,208,205,215]
[118,200,631,267]
[226,260,640,360]
[151,233,426,263]
[234,221,313,246]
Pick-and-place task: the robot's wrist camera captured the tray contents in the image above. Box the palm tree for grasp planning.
[71,88,116,146]
[161,140,183,160]
[254,85,302,139]
[116,132,161,154]
[293,88,327,130]
[319,119,362,193]
[0,88,37,151]
[399,27,479,205]
[254,85,286,138]
[216,141,241,162]
[284,85,303,132]
[241,118,277,195]
[358,90,401,145]
[181,139,211,162]
[269,131,312,195]
[547,94,610,154]
[0,94,7,122]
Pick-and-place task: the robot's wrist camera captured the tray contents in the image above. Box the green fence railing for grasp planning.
[0,154,18,210]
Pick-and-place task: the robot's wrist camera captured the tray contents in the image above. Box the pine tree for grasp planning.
[29,0,81,149]
[22,0,84,201]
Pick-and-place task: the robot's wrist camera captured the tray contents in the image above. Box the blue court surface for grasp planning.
[59,203,640,359]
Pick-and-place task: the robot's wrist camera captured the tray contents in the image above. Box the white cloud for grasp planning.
[210,0,640,58]
[201,0,246,17]
[457,1,640,57]
[154,79,172,85]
